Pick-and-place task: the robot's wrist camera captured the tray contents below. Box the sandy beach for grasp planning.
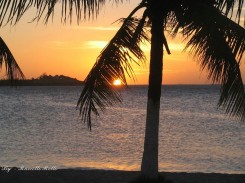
[0,169,244,183]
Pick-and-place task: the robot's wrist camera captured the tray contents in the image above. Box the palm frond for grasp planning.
[176,3,245,120]
[0,37,25,82]
[170,0,244,26]
[77,11,149,129]
[163,11,176,54]
[215,0,244,23]
[0,0,127,26]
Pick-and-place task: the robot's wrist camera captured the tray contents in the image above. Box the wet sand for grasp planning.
[0,169,244,183]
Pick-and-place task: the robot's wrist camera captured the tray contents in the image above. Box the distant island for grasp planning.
[0,74,84,86]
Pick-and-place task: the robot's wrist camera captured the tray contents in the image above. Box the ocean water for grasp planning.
[0,85,244,173]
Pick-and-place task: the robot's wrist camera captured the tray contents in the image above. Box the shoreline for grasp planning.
[0,168,244,183]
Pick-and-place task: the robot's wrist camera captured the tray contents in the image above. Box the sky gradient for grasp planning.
[1,1,244,84]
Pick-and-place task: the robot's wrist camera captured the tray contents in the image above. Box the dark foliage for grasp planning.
[0,0,127,26]
[171,2,245,120]
[77,12,149,129]
[0,37,24,82]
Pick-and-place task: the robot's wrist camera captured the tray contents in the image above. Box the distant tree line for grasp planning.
[0,73,83,86]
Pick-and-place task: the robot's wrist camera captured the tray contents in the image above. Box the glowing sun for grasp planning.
[113,79,122,86]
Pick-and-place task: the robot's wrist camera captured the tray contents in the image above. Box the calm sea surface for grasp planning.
[0,85,244,173]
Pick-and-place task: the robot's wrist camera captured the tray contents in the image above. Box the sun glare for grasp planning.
[113,79,122,86]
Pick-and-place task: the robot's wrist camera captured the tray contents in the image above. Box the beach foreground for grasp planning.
[0,169,244,183]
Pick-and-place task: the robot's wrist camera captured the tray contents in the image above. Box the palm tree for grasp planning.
[1,0,244,180]
[0,37,24,82]
[76,1,245,179]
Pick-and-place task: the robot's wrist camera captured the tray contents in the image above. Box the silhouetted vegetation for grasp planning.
[0,73,83,86]
[0,37,24,82]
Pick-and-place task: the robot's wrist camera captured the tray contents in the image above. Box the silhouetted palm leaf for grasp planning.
[173,0,244,24]
[0,37,24,81]
[0,0,126,26]
[216,0,244,23]
[77,13,149,129]
[174,3,245,120]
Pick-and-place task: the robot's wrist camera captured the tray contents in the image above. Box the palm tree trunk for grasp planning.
[141,12,164,179]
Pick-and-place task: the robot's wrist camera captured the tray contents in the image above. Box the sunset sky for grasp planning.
[1,1,244,84]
